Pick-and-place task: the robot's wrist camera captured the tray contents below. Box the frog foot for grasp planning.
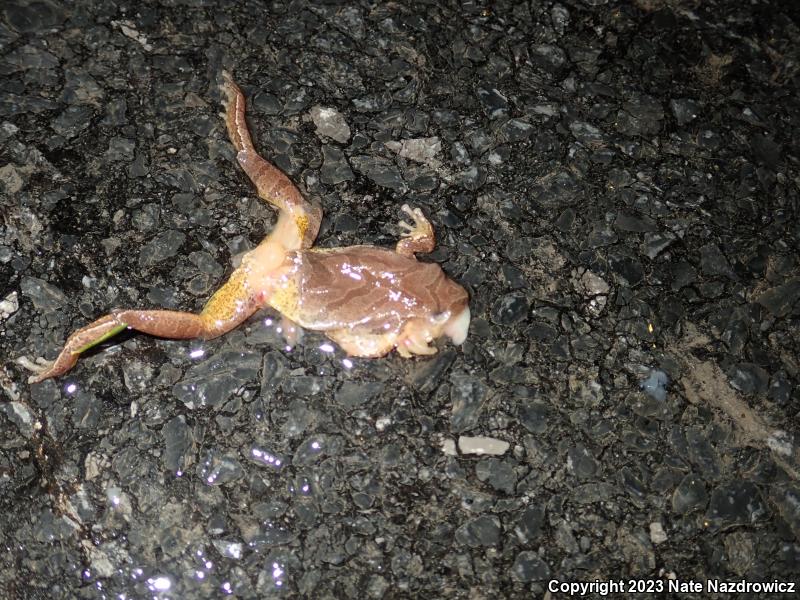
[17,356,65,384]
[395,318,438,358]
[395,205,435,257]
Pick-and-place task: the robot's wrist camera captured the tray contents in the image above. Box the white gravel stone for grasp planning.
[0,291,19,321]
[310,105,351,143]
[458,436,510,456]
[385,137,442,167]
[441,438,457,456]
[650,521,668,544]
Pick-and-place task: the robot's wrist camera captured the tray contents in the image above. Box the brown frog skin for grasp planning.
[25,72,470,383]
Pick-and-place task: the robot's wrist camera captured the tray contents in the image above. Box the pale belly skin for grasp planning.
[24,72,470,383]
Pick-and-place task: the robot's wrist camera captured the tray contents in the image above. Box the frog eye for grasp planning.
[431,311,451,325]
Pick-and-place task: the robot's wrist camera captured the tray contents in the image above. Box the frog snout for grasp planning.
[444,306,470,345]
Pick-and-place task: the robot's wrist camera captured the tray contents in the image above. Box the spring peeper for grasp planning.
[25,72,470,383]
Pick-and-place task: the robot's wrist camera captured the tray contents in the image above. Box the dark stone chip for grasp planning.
[614,211,657,233]
[3,0,64,32]
[335,381,385,410]
[512,551,551,582]
[705,481,768,530]
[455,515,501,547]
[699,243,734,279]
[490,293,529,325]
[350,155,406,191]
[670,261,697,290]
[514,505,545,544]
[518,400,550,434]
[608,252,644,286]
[499,119,534,143]
[567,445,598,480]
[475,458,517,494]
[172,349,261,409]
[670,98,701,125]
[320,146,354,184]
[587,223,618,248]
[728,362,770,396]
[769,371,792,405]
[162,415,191,473]
[686,427,721,478]
[750,133,781,168]
[771,483,800,540]
[449,372,487,433]
[476,87,508,119]
[756,277,800,317]
[406,348,456,393]
[554,208,575,231]
[531,170,581,208]
[672,473,708,515]
[529,44,567,73]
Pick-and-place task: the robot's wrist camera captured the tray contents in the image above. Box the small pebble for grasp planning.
[458,435,510,456]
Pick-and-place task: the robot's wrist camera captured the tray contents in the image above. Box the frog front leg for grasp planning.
[325,328,398,358]
[326,318,441,359]
[395,317,442,357]
[25,268,261,383]
[395,204,435,258]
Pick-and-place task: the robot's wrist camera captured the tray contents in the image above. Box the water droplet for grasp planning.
[146,576,171,592]
[250,447,284,469]
[272,561,285,587]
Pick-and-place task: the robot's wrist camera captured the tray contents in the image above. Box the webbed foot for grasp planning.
[395,205,435,257]
[17,356,69,384]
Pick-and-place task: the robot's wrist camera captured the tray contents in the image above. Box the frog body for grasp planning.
[25,73,470,383]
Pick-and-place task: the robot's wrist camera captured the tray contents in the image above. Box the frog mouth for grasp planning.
[444,306,470,345]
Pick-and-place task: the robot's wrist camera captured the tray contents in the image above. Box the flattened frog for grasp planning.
[26,73,470,383]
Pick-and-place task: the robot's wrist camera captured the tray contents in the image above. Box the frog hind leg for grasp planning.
[395,205,435,258]
[26,310,202,383]
[220,71,321,251]
[26,269,259,383]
